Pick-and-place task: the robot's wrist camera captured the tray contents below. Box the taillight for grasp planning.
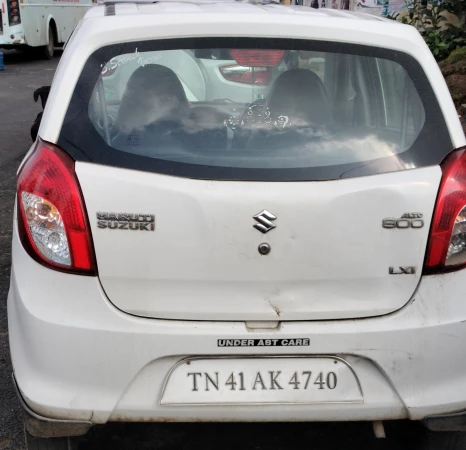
[17,139,96,275]
[7,0,21,25]
[220,65,272,86]
[424,147,466,274]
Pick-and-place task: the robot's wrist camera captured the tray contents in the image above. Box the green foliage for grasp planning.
[388,0,466,61]
[447,46,466,64]
[440,0,466,27]
[424,29,451,57]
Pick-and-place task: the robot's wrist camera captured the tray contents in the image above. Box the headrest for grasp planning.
[266,69,332,127]
[116,64,189,132]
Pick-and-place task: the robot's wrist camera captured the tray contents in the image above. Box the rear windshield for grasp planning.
[60,38,452,181]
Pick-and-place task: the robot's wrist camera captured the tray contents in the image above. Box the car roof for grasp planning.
[78,1,426,61]
[86,0,397,23]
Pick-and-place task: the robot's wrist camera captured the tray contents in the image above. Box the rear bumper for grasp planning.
[0,30,26,46]
[12,374,92,438]
[15,368,466,437]
[8,223,466,425]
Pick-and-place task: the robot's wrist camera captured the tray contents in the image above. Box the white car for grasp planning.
[8,1,466,449]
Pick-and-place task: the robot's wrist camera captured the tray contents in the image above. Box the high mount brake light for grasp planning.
[17,139,96,275]
[230,49,285,67]
[424,146,466,274]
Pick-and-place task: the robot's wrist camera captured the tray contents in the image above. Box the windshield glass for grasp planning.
[60,38,451,181]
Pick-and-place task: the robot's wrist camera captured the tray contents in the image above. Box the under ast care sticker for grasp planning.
[218,339,310,347]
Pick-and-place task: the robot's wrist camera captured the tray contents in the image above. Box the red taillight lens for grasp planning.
[8,0,21,25]
[230,49,285,67]
[17,139,96,275]
[424,147,466,274]
[220,65,272,86]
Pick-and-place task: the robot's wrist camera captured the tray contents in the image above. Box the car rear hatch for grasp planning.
[60,37,452,321]
[76,164,440,320]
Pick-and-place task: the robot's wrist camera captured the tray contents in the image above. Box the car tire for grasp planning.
[25,428,79,450]
[422,430,466,450]
[41,26,54,60]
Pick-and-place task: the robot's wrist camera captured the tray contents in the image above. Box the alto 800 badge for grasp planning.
[96,212,155,231]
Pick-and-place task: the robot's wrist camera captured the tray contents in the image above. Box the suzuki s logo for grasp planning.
[253,210,277,234]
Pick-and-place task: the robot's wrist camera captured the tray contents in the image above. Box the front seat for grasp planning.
[113,64,190,152]
[265,68,333,128]
[244,69,333,151]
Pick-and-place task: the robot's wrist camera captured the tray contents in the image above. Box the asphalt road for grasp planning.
[0,50,437,450]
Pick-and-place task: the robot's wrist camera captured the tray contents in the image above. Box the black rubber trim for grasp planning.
[12,374,92,438]
[423,410,466,432]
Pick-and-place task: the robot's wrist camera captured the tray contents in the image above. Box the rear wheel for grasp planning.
[421,430,466,450]
[25,428,78,450]
[41,26,54,60]
[385,421,466,450]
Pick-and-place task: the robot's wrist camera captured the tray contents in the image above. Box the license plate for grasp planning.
[160,356,363,405]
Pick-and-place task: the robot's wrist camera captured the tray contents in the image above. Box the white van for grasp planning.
[0,0,94,59]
